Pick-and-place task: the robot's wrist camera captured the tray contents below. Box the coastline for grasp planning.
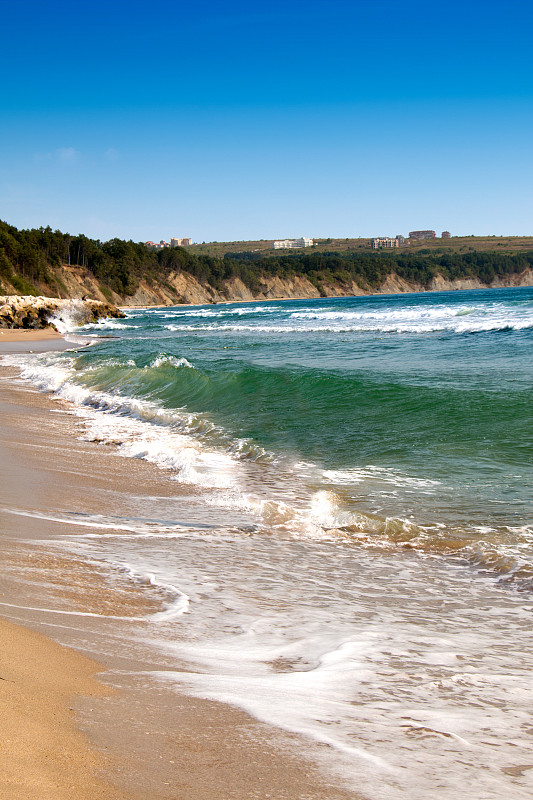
[0,336,137,800]
[0,328,92,355]
[1,290,532,798]
[0,350,361,800]
[4,264,532,311]
[118,275,533,310]
[0,279,530,321]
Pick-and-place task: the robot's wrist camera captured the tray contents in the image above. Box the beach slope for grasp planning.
[0,619,130,800]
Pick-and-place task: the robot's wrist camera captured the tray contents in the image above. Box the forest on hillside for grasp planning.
[1,220,533,298]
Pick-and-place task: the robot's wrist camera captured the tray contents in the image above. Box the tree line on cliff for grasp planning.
[1,219,532,298]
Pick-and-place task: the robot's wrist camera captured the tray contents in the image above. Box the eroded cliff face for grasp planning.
[1,266,532,310]
[0,296,125,329]
[125,267,533,305]
[427,269,533,291]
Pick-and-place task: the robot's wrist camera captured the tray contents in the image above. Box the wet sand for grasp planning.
[0,618,131,800]
[0,328,81,354]
[0,351,362,799]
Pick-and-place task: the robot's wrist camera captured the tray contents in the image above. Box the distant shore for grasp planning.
[3,217,533,309]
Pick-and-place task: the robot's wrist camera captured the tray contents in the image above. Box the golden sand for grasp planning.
[0,619,131,800]
[0,328,62,342]
[0,363,362,800]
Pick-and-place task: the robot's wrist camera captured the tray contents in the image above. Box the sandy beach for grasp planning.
[0,328,63,341]
[2,292,533,799]
[0,619,132,800]
[0,331,360,800]
[0,331,132,799]
[0,327,83,355]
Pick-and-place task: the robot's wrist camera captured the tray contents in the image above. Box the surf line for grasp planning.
[0,601,147,622]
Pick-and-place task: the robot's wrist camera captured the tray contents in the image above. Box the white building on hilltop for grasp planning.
[271,237,314,250]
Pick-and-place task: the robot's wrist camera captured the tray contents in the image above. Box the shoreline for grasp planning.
[118,279,533,310]
[0,354,361,800]
[0,328,92,355]
[0,281,529,319]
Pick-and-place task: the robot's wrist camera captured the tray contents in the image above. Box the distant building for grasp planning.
[396,235,405,245]
[441,231,451,238]
[271,237,314,250]
[371,237,401,249]
[145,237,192,250]
[409,230,436,241]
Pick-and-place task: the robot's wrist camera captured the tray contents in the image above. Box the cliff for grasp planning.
[2,266,532,311]
[0,296,125,330]
[3,220,533,308]
[119,266,533,306]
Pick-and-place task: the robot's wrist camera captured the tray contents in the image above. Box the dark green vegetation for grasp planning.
[222,248,533,295]
[1,219,532,299]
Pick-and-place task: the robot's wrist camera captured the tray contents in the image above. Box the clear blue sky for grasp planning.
[1,0,532,242]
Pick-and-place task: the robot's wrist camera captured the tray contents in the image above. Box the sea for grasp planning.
[3,286,533,799]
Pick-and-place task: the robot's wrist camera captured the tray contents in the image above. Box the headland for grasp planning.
[2,218,533,308]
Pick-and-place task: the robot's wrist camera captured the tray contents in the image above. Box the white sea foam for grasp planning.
[78,410,239,489]
[48,300,91,333]
[323,465,441,490]
[4,292,532,800]
[148,305,283,318]
[108,535,533,800]
[80,318,139,330]
[0,600,145,621]
[46,303,140,333]
[119,563,190,620]
[146,354,193,369]
[2,353,240,491]
[33,525,533,800]
[161,298,533,335]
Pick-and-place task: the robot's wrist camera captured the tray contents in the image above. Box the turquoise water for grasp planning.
[49,287,531,549]
[5,286,533,799]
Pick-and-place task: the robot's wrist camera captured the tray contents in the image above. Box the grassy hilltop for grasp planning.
[188,235,533,258]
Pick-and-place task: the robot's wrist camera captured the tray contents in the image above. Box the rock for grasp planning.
[0,296,125,330]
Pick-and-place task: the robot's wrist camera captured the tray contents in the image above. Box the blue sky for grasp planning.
[1,0,532,242]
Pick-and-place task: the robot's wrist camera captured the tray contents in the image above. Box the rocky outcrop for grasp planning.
[0,296,125,330]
